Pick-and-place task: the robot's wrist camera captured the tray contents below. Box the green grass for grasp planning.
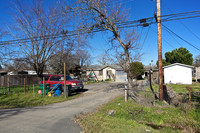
[77,83,200,133]
[105,78,112,81]
[87,81,100,84]
[0,85,82,109]
[146,83,200,94]
[77,96,200,133]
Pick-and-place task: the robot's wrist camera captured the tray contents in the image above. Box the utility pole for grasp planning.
[156,0,163,100]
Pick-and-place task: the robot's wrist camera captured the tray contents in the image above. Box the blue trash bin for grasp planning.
[54,89,62,96]
[52,84,62,96]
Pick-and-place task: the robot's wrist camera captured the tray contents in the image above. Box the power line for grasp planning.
[162,27,182,47]
[0,10,200,45]
[150,27,175,49]
[161,0,200,41]
[162,24,200,51]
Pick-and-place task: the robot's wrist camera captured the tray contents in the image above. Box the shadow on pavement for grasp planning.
[0,106,50,121]
[70,89,88,96]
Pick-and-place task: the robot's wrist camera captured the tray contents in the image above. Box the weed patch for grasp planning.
[77,91,200,132]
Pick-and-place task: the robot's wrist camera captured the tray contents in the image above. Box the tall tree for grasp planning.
[48,35,90,74]
[156,59,171,67]
[165,47,193,65]
[9,0,71,77]
[70,0,142,88]
[156,47,193,67]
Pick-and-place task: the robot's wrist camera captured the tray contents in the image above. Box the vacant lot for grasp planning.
[76,83,200,133]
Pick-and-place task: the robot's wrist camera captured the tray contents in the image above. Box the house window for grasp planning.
[99,70,102,76]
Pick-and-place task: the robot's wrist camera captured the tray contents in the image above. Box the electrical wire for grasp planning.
[162,27,182,47]
[161,0,200,41]
[162,24,200,51]
[0,10,200,45]
[150,27,175,49]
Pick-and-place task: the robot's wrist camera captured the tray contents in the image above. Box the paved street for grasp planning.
[0,82,125,133]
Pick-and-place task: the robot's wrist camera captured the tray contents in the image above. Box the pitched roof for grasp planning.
[87,65,123,71]
[163,63,194,69]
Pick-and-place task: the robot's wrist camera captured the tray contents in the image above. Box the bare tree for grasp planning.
[3,58,31,71]
[0,28,10,67]
[48,34,90,74]
[193,54,200,67]
[9,0,71,77]
[70,0,142,88]
[97,52,115,65]
[76,49,91,67]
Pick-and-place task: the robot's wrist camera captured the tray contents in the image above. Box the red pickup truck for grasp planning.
[41,74,84,91]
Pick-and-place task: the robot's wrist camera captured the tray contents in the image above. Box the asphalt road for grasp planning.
[0,82,125,133]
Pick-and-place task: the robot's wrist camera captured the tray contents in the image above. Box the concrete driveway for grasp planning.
[0,82,125,133]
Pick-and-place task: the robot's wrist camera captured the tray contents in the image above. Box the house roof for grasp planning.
[87,65,123,71]
[163,63,194,69]
[101,65,123,70]
[145,69,159,72]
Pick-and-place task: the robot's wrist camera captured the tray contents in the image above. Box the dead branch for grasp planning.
[138,121,185,130]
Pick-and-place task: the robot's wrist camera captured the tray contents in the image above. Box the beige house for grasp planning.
[86,65,127,82]
[194,67,200,82]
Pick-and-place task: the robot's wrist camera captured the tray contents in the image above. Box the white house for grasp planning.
[6,70,48,75]
[86,65,127,82]
[163,63,193,84]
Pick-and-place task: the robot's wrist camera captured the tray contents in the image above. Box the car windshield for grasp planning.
[50,76,61,81]
[66,75,73,80]
[60,75,73,80]
[44,75,50,81]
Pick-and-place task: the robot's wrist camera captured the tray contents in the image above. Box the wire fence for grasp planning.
[0,75,41,95]
[0,75,40,87]
[0,84,40,95]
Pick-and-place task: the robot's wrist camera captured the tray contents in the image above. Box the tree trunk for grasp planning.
[124,47,133,89]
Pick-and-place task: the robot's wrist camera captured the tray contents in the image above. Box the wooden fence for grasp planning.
[0,75,41,87]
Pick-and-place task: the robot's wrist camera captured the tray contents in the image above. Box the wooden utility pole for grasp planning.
[64,63,67,98]
[156,0,163,100]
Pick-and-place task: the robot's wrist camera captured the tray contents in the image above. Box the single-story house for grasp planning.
[193,67,200,82]
[0,70,48,76]
[163,63,193,84]
[86,65,127,82]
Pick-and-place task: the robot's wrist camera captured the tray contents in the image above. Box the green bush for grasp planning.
[105,79,112,81]
[130,61,145,79]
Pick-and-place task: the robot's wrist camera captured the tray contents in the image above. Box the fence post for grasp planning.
[24,78,26,94]
[43,77,45,96]
[8,76,10,94]
[27,76,29,91]
[33,84,35,97]
[186,86,191,109]
[125,85,128,102]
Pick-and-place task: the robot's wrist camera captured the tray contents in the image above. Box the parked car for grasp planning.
[41,74,84,91]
